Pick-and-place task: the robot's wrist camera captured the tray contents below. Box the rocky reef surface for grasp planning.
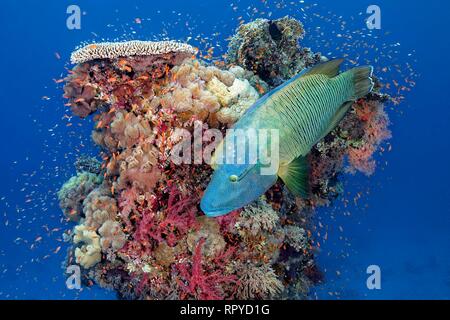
[58,16,391,300]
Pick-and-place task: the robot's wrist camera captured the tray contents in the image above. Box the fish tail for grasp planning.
[344,66,374,100]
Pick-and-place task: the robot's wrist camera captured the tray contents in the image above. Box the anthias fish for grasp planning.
[201,59,374,216]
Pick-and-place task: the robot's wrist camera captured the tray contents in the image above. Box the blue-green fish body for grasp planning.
[201,59,374,216]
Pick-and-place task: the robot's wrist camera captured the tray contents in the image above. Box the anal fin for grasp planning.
[278,155,309,198]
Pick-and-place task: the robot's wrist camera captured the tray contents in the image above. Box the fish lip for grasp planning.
[200,201,235,217]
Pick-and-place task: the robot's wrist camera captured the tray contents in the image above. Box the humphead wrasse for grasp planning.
[200,59,374,216]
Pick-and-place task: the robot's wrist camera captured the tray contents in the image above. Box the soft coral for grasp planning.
[158,186,198,246]
[134,185,197,250]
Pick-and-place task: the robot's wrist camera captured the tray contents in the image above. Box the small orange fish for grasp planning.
[255,83,265,94]
[137,75,149,81]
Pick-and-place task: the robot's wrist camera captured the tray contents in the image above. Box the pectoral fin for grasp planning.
[278,155,309,198]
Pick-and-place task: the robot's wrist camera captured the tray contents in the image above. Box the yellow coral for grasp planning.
[83,190,118,229]
[163,59,258,125]
[206,77,231,106]
[207,76,259,124]
[73,225,102,268]
[98,220,126,251]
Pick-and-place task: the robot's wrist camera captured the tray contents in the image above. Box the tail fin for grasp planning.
[346,66,374,100]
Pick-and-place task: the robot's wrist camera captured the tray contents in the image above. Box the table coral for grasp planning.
[71,40,197,64]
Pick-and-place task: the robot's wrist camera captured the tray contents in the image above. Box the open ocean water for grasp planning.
[0,0,448,300]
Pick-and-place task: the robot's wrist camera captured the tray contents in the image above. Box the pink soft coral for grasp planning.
[134,185,197,250]
[176,238,237,300]
[348,144,377,175]
[348,99,391,176]
[158,186,198,246]
[118,187,139,231]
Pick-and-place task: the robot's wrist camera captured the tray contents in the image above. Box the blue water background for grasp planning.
[0,0,448,299]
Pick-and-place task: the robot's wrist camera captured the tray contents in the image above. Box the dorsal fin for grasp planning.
[241,59,344,118]
[304,58,344,78]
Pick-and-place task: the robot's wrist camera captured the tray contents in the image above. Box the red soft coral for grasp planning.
[176,238,237,300]
[348,99,391,176]
[158,187,198,246]
[118,187,139,231]
[133,185,197,250]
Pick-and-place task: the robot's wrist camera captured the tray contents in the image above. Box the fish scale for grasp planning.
[201,59,374,216]
[264,74,346,161]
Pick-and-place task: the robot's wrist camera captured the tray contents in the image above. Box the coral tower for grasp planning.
[58,17,391,299]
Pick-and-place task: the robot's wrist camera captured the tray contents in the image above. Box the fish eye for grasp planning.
[229,175,238,182]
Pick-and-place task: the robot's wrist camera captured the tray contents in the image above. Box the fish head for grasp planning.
[200,162,278,217]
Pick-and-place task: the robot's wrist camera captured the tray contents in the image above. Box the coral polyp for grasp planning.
[58,16,393,300]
